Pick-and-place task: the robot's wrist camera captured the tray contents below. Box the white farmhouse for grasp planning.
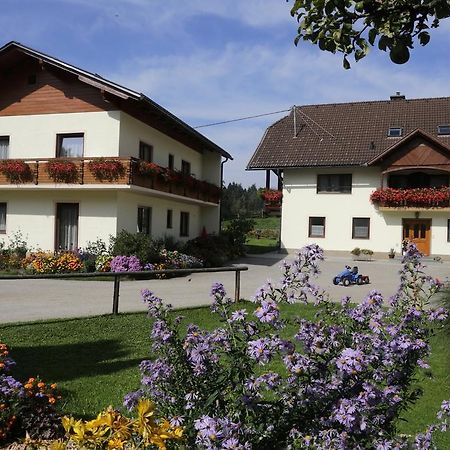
[248,94,450,258]
[0,42,231,251]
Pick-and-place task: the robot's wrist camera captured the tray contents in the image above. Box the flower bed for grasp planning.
[46,160,78,183]
[87,158,125,181]
[123,244,450,449]
[371,187,450,208]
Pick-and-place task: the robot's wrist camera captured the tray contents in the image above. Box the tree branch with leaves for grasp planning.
[289,0,450,68]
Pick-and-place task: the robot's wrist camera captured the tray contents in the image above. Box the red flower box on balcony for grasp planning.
[370,187,450,208]
[47,160,79,183]
[88,159,125,181]
[0,160,33,183]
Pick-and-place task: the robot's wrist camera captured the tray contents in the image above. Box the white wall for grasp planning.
[0,191,118,251]
[118,112,203,177]
[0,111,121,159]
[281,167,450,255]
[116,191,201,241]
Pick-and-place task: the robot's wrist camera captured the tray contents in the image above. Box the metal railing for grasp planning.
[0,266,248,314]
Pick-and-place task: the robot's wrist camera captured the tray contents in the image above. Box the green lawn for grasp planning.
[1,302,449,446]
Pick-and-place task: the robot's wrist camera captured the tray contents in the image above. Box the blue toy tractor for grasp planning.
[332,265,370,286]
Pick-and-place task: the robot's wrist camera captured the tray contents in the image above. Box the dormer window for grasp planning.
[388,127,402,137]
[438,125,450,135]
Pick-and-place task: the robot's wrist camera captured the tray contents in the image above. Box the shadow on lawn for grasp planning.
[9,339,142,383]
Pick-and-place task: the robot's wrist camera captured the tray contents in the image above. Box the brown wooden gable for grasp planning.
[375,132,450,173]
[0,57,115,116]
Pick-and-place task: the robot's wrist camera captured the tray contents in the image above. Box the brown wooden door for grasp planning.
[402,219,431,255]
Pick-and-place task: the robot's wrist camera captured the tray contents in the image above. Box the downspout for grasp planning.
[219,156,230,233]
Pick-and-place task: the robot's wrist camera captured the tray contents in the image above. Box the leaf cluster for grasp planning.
[290,0,450,67]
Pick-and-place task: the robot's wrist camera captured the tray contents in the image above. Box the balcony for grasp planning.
[0,157,221,204]
[370,187,450,211]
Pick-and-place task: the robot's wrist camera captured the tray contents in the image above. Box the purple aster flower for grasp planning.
[336,348,366,375]
[254,299,279,324]
[230,309,247,322]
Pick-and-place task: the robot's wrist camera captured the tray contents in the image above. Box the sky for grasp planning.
[1,1,450,187]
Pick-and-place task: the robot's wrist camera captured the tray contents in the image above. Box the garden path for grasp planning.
[1,253,448,323]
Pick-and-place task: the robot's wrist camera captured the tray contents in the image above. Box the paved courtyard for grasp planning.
[1,253,449,324]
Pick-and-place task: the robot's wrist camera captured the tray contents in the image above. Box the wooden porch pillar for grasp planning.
[265,170,271,189]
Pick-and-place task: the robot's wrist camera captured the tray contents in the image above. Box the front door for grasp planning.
[402,219,431,255]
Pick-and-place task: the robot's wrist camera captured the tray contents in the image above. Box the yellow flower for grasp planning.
[50,440,66,450]
[107,437,126,450]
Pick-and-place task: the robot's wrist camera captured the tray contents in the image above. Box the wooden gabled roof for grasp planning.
[0,41,232,160]
[247,96,450,169]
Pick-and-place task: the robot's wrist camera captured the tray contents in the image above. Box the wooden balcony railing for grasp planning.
[0,157,221,204]
[370,187,450,209]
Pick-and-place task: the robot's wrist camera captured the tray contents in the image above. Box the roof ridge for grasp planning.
[296,95,450,109]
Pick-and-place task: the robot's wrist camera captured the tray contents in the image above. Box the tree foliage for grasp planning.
[290,0,450,68]
[221,182,264,220]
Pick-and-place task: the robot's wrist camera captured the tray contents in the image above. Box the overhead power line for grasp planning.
[193,108,291,129]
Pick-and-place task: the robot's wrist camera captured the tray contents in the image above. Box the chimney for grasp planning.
[390,91,406,101]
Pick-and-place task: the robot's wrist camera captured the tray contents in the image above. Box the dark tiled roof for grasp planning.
[247,96,450,169]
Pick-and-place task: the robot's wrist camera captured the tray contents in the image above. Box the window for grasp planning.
[352,218,370,239]
[0,136,9,159]
[137,206,152,235]
[308,217,325,238]
[181,160,191,176]
[166,209,173,229]
[168,154,174,170]
[56,133,84,158]
[139,142,153,162]
[55,203,79,251]
[0,203,6,233]
[438,125,450,135]
[317,174,352,193]
[180,211,189,237]
[388,127,402,137]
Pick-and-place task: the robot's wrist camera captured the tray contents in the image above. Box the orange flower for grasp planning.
[24,383,33,390]
[51,383,57,389]
[37,382,45,389]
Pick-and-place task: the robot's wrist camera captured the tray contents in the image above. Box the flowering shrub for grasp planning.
[0,160,33,183]
[125,244,449,448]
[88,158,125,181]
[0,343,62,443]
[95,254,113,272]
[23,252,83,274]
[46,160,79,183]
[110,255,143,272]
[138,161,163,177]
[260,188,283,205]
[61,399,183,449]
[371,187,450,208]
[160,249,203,269]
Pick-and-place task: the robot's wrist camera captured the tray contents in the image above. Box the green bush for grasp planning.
[110,230,163,264]
[222,217,255,258]
[182,234,229,267]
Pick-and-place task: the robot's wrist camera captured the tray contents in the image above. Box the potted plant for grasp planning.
[47,160,78,183]
[351,247,361,258]
[388,248,395,259]
[87,158,125,181]
[0,160,33,183]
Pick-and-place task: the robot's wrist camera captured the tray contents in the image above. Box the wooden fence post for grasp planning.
[112,275,121,314]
